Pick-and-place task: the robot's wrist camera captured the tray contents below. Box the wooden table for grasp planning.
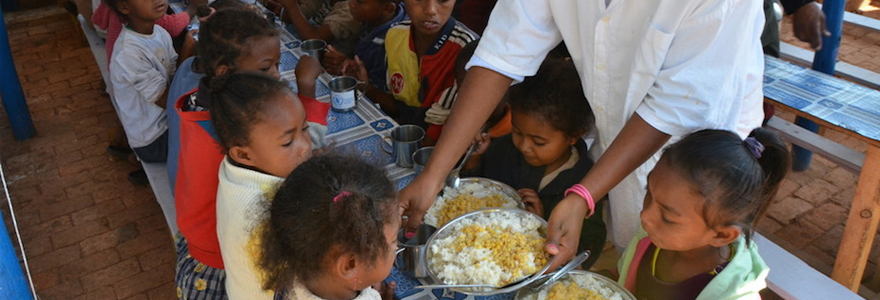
[763,56,880,291]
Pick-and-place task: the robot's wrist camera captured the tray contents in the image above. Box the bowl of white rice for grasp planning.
[514,270,635,300]
[425,178,524,227]
[425,208,551,295]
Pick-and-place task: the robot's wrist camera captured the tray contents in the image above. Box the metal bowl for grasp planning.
[424,208,551,295]
[425,177,525,227]
[513,270,636,300]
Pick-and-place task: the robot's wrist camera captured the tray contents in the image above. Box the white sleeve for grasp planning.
[468,0,562,79]
[119,49,167,104]
[635,0,764,136]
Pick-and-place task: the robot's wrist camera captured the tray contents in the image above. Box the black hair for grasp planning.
[103,0,127,18]
[506,58,594,138]
[257,154,398,292]
[209,0,250,11]
[197,8,279,78]
[209,71,292,151]
[660,128,791,242]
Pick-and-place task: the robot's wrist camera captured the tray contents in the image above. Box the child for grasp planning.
[212,72,314,300]
[166,3,262,191]
[463,59,606,269]
[272,0,360,56]
[257,154,398,300]
[322,0,406,78]
[107,0,192,165]
[618,128,790,299]
[170,9,282,299]
[348,0,476,145]
[295,0,406,97]
[94,0,199,61]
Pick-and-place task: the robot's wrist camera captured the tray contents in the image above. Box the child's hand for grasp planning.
[519,188,544,217]
[373,281,397,300]
[472,132,491,156]
[322,45,347,75]
[341,56,369,85]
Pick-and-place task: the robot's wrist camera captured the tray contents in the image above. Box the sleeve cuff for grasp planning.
[634,103,693,137]
[465,56,526,85]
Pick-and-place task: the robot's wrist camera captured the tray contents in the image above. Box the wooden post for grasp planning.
[832,145,880,291]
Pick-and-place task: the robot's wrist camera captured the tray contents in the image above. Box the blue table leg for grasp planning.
[0,5,36,141]
[794,0,845,171]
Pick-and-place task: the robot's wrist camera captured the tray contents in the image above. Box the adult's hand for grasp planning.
[399,67,514,233]
[792,2,830,50]
[544,193,588,270]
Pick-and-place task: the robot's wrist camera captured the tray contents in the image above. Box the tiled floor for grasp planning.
[0,1,878,299]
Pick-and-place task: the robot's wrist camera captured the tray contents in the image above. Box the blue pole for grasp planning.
[793,0,845,171]
[0,5,35,141]
[0,208,33,300]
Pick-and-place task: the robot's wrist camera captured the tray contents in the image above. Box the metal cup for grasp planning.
[328,76,358,112]
[412,147,433,176]
[396,224,437,279]
[300,39,326,62]
[383,125,425,168]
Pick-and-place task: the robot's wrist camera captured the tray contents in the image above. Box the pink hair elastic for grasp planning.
[565,184,596,218]
[333,191,352,203]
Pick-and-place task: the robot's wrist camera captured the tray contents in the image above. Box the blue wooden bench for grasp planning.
[763,55,880,294]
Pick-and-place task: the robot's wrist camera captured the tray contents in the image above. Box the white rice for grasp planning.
[520,273,626,300]
[424,181,518,226]
[428,210,545,287]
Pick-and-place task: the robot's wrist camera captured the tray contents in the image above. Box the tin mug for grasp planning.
[300,39,327,62]
[382,125,425,168]
[328,76,360,112]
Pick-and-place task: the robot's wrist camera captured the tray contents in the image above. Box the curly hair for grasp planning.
[197,8,278,78]
[506,58,594,138]
[256,154,398,292]
[660,128,790,243]
[208,71,292,151]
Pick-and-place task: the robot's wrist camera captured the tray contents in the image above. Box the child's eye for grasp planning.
[661,214,673,224]
[282,140,293,147]
[534,142,546,147]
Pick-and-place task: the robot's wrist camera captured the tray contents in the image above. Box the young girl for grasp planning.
[211,72,315,300]
[171,9,282,299]
[257,154,398,300]
[463,59,605,269]
[618,128,790,299]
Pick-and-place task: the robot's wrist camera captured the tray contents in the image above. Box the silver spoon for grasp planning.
[445,125,487,188]
[537,250,591,289]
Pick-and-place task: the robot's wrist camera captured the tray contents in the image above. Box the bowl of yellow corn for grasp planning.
[424,208,551,295]
[424,177,524,227]
[514,270,635,300]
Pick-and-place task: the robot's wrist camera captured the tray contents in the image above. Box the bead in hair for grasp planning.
[744,137,765,158]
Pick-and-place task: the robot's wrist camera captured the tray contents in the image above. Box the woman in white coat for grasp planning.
[399,0,767,269]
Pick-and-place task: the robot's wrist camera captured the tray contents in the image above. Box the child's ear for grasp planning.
[116,1,132,15]
[334,252,359,282]
[382,1,397,14]
[215,64,231,76]
[229,146,256,167]
[709,225,741,248]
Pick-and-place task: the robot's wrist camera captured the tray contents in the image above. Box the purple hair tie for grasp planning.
[333,191,352,203]
[744,137,765,159]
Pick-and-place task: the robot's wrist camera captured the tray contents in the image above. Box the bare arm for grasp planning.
[278,0,335,41]
[399,67,513,231]
[543,113,670,270]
